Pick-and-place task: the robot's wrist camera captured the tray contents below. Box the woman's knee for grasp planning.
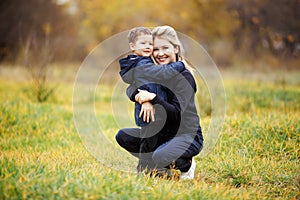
[115,129,126,146]
[116,128,140,148]
[116,128,141,155]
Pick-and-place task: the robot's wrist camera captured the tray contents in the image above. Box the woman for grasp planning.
[116,25,203,180]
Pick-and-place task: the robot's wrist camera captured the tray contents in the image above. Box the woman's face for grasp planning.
[153,37,178,64]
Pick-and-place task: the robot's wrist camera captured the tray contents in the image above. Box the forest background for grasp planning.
[0,0,299,69]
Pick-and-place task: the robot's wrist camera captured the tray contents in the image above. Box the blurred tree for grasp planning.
[1,0,298,66]
[227,0,300,57]
[0,0,82,63]
[79,0,238,52]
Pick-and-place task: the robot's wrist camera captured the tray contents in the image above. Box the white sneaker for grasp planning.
[180,157,196,180]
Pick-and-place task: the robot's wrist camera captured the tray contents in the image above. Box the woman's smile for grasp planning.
[153,37,178,64]
[156,56,168,63]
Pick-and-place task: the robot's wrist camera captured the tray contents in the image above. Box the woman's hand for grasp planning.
[139,102,155,123]
[135,89,156,104]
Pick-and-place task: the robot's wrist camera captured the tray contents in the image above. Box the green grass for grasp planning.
[0,65,299,199]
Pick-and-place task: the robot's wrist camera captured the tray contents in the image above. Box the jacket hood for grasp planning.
[119,55,142,84]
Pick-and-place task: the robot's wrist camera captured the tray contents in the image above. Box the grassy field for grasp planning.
[0,64,299,199]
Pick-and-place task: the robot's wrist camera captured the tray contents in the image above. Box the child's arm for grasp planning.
[125,58,185,102]
[135,58,185,81]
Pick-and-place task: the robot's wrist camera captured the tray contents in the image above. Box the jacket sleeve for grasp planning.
[126,82,151,102]
[151,71,196,121]
[151,93,181,123]
[172,71,197,112]
[126,84,139,102]
[135,59,185,81]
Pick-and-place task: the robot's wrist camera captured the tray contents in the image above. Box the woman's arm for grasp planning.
[151,94,181,123]
[135,70,196,123]
[126,84,139,102]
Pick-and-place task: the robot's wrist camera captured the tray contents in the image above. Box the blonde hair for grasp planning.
[152,25,194,74]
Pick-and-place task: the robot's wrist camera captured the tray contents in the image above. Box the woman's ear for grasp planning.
[129,42,135,51]
[174,45,179,54]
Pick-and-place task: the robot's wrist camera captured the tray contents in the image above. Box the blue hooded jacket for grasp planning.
[119,55,185,126]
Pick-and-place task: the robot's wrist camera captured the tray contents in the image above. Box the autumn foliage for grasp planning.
[0,0,299,66]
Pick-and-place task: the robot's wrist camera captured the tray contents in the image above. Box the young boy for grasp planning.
[119,27,185,172]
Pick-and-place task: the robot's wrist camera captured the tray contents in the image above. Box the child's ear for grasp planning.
[129,42,135,51]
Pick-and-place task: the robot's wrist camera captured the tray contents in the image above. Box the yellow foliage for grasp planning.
[79,0,238,43]
[287,34,295,43]
[42,23,52,35]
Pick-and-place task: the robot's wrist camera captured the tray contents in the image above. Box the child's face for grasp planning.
[130,34,153,57]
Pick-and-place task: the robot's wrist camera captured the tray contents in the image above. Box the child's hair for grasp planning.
[127,27,152,43]
[152,25,194,75]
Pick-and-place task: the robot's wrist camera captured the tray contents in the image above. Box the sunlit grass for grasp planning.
[0,65,299,199]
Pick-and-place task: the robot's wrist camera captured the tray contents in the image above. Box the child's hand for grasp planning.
[135,89,156,104]
[182,59,188,68]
